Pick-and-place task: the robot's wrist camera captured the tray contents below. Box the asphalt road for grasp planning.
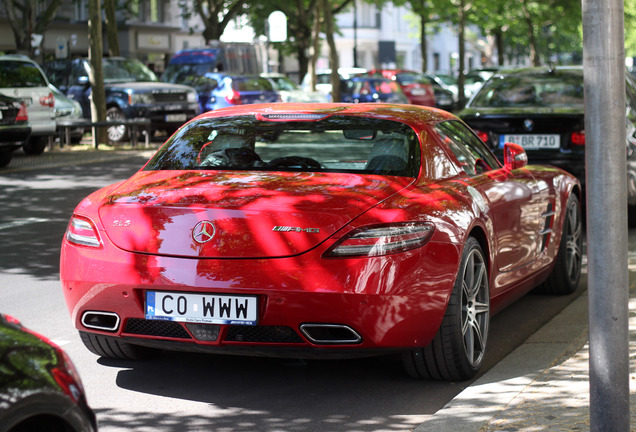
[0,149,587,432]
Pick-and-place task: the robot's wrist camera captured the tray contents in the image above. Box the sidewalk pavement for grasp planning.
[415,274,636,431]
[3,142,159,174]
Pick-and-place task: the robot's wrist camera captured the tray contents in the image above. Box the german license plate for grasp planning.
[500,134,560,150]
[165,113,186,122]
[145,291,258,325]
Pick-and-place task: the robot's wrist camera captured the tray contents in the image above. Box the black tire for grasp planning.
[0,151,12,167]
[80,332,157,360]
[106,107,129,143]
[403,237,489,380]
[23,136,48,155]
[536,194,583,295]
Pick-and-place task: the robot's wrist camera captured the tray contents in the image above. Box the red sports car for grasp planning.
[61,103,582,381]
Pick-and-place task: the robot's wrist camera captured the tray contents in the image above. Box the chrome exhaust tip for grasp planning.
[81,311,120,332]
[299,324,363,344]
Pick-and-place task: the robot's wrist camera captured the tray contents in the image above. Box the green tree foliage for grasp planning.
[626,0,636,59]
[470,0,581,66]
[179,0,249,43]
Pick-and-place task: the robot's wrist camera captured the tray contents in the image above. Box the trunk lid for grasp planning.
[98,170,412,258]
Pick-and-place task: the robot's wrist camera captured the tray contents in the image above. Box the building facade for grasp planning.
[0,0,489,78]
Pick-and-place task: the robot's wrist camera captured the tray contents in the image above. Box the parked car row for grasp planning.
[458,65,636,211]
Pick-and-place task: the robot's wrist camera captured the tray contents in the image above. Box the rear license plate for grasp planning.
[165,113,186,122]
[145,291,258,325]
[500,134,560,150]
[410,88,426,96]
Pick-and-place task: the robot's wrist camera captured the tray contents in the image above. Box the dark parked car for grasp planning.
[0,94,30,167]
[43,57,199,142]
[0,314,96,431]
[341,77,409,104]
[162,71,280,112]
[459,65,636,208]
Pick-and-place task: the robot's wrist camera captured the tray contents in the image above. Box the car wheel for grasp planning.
[0,151,12,167]
[80,332,157,360]
[23,136,48,155]
[536,194,583,295]
[402,237,489,380]
[106,107,129,143]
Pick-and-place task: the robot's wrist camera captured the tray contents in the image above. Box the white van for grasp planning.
[0,55,56,154]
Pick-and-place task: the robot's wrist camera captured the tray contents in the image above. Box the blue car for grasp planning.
[162,71,280,112]
[341,77,409,104]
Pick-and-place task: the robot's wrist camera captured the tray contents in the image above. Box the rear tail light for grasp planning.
[475,130,489,143]
[40,92,55,108]
[16,102,28,122]
[226,90,242,105]
[571,131,585,146]
[66,216,101,247]
[325,223,434,257]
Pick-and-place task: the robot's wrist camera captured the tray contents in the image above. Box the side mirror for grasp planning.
[503,142,528,170]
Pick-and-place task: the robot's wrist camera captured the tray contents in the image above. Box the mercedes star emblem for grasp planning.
[192,220,216,244]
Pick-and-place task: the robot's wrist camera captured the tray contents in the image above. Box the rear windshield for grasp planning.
[353,79,402,95]
[145,115,420,177]
[0,61,47,88]
[470,71,584,108]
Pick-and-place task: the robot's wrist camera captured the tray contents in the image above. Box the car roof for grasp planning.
[493,66,583,77]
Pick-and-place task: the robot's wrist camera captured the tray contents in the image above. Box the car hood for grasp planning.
[98,170,413,258]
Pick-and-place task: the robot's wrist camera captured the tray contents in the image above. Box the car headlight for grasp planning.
[187,91,198,103]
[128,92,154,105]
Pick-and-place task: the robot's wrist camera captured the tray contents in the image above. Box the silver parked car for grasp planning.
[0,55,56,155]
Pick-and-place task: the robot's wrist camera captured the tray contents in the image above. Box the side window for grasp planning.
[435,120,500,175]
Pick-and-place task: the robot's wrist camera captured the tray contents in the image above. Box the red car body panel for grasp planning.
[60,103,579,358]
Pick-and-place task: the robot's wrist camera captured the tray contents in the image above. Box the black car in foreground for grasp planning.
[0,94,30,168]
[0,314,96,432]
[460,66,636,207]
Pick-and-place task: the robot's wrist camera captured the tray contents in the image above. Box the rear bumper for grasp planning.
[61,236,460,354]
[0,124,30,148]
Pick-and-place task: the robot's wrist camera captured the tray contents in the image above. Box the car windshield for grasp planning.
[144,115,420,177]
[354,79,402,95]
[231,77,274,92]
[102,58,158,83]
[270,77,299,91]
[470,71,584,108]
[0,61,47,87]
[162,64,217,86]
[395,73,431,86]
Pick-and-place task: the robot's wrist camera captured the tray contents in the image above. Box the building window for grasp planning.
[433,52,440,71]
[75,2,88,21]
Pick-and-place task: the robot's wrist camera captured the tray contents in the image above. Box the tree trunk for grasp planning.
[494,28,505,66]
[3,0,62,57]
[457,0,466,108]
[420,13,428,72]
[308,1,323,89]
[104,0,120,56]
[521,0,541,66]
[323,0,340,102]
[88,0,107,147]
